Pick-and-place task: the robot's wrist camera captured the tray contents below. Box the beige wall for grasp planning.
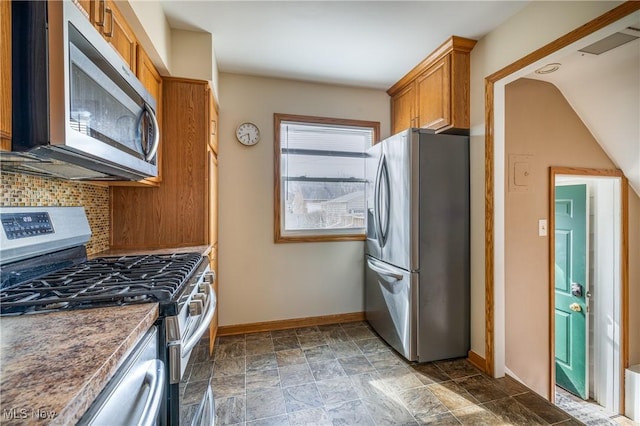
[126,1,220,98]
[170,30,213,81]
[504,78,640,396]
[468,0,623,359]
[121,1,172,75]
[217,73,390,326]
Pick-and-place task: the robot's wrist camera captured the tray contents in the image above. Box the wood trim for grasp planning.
[274,113,283,242]
[273,113,380,243]
[218,312,367,336]
[467,350,487,373]
[548,167,628,178]
[487,2,640,84]
[484,78,495,377]
[483,1,639,381]
[388,36,477,96]
[276,234,367,243]
[273,113,381,141]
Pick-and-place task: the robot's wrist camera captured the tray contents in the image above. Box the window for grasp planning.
[274,114,379,242]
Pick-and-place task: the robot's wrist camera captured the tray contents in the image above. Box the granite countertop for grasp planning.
[93,244,212,258]
[0,304,158,425]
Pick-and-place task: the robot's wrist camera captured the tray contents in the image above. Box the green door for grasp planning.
[555,184,588,399]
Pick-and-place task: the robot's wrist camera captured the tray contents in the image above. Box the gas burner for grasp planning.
[0,252,204,316]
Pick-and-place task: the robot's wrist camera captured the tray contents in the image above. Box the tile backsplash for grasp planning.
[1,172,109,255]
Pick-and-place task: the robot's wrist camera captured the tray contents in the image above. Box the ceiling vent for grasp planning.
[579,31,639,55]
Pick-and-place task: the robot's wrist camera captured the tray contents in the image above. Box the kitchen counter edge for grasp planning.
[0,304,159,425]
[92,245,212,258]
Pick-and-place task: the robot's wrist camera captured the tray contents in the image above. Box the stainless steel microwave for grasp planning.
[2,0,159,181]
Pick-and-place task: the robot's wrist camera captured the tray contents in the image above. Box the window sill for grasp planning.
[275,234,366,243]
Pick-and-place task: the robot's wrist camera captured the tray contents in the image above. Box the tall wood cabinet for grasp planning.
[207,88,219,352]
[110,78,220,350]
[110,78,214,248]
[388,36,476,134]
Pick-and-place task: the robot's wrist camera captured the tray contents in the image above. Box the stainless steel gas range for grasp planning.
[0,206,216,425]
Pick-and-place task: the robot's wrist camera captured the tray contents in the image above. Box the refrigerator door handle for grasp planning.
[367,258,403,281]
[374,154,384,248]
[380,156,391,245]
[375,154,390,248]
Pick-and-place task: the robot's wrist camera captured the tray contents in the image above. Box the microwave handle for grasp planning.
[144,103,160,162]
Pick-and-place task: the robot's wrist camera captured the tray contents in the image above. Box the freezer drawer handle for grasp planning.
[367,259,403,281]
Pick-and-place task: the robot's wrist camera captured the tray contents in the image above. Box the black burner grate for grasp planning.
[0,253,203,315]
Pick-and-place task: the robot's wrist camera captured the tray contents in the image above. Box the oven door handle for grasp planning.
[181,283,217,357]
[136,360,165,426]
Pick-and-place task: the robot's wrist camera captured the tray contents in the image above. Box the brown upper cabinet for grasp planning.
[74,0,137,72]
[388,36,476,135]
[110,78,218,249]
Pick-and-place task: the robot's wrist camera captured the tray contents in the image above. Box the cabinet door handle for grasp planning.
[103,7,114,37]
[96,0,105,26]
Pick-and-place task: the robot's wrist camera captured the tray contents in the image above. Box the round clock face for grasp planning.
[236,122,260,146]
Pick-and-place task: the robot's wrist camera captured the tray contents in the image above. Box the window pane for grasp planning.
[284,181,365,231]
[284,154,365,180]
[276,115,377,240]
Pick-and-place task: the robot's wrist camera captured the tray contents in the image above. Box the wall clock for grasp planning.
[236,122,260,146]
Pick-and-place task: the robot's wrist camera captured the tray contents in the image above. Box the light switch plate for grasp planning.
[538,219,547,236]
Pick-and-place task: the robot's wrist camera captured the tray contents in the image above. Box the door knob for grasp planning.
[569,303,582,312]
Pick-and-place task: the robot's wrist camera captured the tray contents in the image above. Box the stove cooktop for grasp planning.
[0,252,204,316]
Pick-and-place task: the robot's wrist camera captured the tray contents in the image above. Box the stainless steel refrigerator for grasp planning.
[365,128,469,362]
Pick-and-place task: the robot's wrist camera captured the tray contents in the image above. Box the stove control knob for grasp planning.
[189,299,204,316]
[199,283,209,293]
[204,272,216,285]
[193,293,206,303]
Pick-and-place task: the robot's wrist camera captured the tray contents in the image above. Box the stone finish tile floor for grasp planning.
[181,321,590,425]
[554,387,638,426]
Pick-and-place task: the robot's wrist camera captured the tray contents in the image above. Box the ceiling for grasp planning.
[526,16,640,194]
[159,2,638,194]
[160,1,528,90]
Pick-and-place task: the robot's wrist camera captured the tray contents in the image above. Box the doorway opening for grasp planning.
[550,168,626,419]
[484,2,636,415]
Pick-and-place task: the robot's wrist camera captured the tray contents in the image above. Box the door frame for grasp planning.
[483,0,638,411]
[549,167,628,408]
